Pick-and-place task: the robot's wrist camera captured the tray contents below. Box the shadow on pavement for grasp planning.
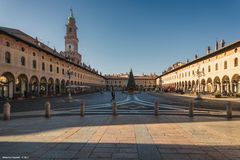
[0,115,239,136]
[0,141,238,159]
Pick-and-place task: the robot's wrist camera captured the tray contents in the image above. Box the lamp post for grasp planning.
[66,67,73,100]
[195,65,205,100]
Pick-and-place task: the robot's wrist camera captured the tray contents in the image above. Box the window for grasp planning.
[235,48,238,53]
[21,47,25,52]
[42,56,44,59]
[33,52,36,56]
[6,41,10,47]
[208,66,211,72]
[202,68,204,73]
[50,64,53,72]
[5,52,11,64]
[224,61,227,69]
[234,58,238,67]
[21,56,25,66]
[215,63,218,71]
[69,28,72,32]
[62,69,65,75]
[42,62,45,71]
[32,60,37,69]
[57,67,59,73]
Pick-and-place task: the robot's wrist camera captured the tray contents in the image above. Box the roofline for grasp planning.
[158,39,240,78]
[0,29,106,79]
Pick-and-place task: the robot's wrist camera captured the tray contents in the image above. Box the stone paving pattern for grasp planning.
[0,115,240,160]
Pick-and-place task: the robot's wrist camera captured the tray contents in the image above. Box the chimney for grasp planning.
[215,41,219,51]
[195,54,198,59]
[221,39,225,48]
[207,46,211,54]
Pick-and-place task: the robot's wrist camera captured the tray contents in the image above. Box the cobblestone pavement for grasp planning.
[0,91,127,113]
[0,115,240,160]
[1,92,237,119]
[139,92,240,111]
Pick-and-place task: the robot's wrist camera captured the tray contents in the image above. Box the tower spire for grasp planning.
[70,8,74,18]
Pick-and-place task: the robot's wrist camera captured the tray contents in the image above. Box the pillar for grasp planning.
[45,101,51,118]
[53,83,56,95]
[3,102,11,120]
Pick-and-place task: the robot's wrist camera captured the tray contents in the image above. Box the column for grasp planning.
[46,84,48,95]
[229,82,232,94]
[53,83,56,95]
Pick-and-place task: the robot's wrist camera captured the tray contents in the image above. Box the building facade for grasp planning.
[0,10,105,99]
[157,40,240,96]
[106,73,157,91]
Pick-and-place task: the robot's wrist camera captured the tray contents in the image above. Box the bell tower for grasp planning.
[64,9,81,64]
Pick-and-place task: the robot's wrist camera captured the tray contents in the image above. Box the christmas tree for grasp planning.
[127,69,136,93]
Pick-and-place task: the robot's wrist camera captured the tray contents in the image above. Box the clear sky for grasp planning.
[1,0,240,75]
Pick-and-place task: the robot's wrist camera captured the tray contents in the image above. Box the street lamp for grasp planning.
[195,65,205,100]
[66,67,73,100]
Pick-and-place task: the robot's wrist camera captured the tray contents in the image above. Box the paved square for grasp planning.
[0,115,240,159]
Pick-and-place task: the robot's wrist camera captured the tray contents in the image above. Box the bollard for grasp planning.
[189,100,194,117]
[112,101,117,116]
[226,101,232,119]
[3,102,11,120]
[44,101,51,118]
[80,100,85,117]
[154,101,159,116]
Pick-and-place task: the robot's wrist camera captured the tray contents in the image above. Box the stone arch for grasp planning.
[213,76,221,92]
[16,74,28,97]
[61,79,66,93]
[192,80,196,92]
[206,78,213,93]
[55,79,60,94]
[201,79,206,93]
[40,77,47,95]
[231,74,240,93]
[222,75,230,94]
[29,76,39,95]
[48,78,54,95]
[188,81,191,90]
[184,81,188,91]
[0,72,15,99]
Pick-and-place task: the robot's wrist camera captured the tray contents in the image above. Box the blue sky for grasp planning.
[1,0,240,75]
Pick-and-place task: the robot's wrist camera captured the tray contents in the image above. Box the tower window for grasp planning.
[69,28,72,32]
